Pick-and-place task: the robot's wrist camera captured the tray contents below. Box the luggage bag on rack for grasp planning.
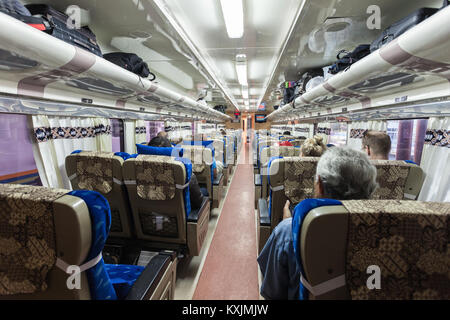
[370,0,448,52]
[25,4,103,57]
[329,44,371,74]
[0,0,51,32]
[103,52,155,80]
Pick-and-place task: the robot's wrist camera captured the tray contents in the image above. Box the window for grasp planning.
[0,114,41,185]
[148,121,165,140]
[111,119,124,153]
[329,122,348,146]
[386,119,428,164]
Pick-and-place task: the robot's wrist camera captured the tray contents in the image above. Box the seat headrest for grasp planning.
[371,160,416,199]
[283,157,320,204]
[136,144,183,158]
[0,184,68,295]
[133,155,188,201]
[71,151,116,194]
[342,200,450,300]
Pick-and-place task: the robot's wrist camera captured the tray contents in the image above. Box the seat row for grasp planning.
[257,156,425,253]
[66,147,227,256]
[0,183,177,300]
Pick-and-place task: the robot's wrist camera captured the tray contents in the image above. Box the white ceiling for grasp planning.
[158,0,303,112]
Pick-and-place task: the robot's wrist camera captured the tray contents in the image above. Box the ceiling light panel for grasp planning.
[220,0,244,38]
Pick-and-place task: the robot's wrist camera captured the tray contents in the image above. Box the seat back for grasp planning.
[0,184,92,300]
[122,155,188,245]
[290,139,306,147]
[260,146,301,169]
[182,145,213,197]
[298,200,450,300]
[212,139,225,163]
[371,160,425,200]
[269,157,320,229]
[66,151,133,238]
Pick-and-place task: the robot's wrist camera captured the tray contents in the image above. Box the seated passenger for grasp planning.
[258,147,378,300]
[148,136,206,209]
[283,131,291,136]
[362,130,391,160]
[220,129,227,136]
[157,131,168,139]
[300,135,327,157]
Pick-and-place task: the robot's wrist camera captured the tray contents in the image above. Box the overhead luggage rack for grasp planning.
[267,6,450,122]
[0,12,230,122]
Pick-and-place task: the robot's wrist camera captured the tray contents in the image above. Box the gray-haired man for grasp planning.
[258,147,378,300]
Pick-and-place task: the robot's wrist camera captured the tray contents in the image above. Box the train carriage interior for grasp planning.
[0,0,449,303]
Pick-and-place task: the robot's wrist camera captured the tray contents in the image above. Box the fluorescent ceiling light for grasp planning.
[220,0,244,38]
[235,54,247,86]
[242,85,249,99]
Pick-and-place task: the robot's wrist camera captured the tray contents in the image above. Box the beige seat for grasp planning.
[298,200,450,300]
[122,155,210,256]
[212,139,229,187]
[255,146,301,207]
[0,184,177,300]
[371,160,425,200]
[182,145,224,209]
[258,158,427,253]
[66,151,133,239]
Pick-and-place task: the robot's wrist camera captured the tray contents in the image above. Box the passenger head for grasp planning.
[148,136,172,147]
[283,131,291,136]
[315,147,378,200]
[220,129,226,136]
[301,135,327,157]
[157,131,168,139]
[362,130,391,160]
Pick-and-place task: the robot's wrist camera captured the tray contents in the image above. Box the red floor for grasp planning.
[192,138,259,300]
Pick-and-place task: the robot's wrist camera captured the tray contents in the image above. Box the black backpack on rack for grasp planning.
[329,44,371,75]
[103,52,156,80]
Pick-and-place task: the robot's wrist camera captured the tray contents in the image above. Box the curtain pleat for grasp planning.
[417,117,449,202]
[30,115,112,189]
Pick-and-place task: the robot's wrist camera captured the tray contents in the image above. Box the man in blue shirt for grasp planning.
[257,147,378,299]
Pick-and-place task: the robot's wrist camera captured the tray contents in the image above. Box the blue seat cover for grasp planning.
[67,190,118,300]
[291,199,342,300]
[104,264,145,300]
[136,144,183,158]
[114,152,138,161]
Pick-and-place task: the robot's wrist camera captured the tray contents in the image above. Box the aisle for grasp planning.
[192,139,259,299]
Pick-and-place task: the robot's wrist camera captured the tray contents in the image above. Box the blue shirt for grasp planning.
[257,218,300,300]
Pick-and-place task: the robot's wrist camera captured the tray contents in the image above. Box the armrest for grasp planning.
[213,172,224,186]
[255,174,262,186]
[125,253,171,300]
[258,198,270,226]
[187,196,209,223]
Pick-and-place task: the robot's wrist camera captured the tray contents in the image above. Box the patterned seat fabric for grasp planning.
[371,160,414,199]
[182,146,211,174]
[0,184,67,295]
[260,146,301,167]
[343,200,450,300]
[75,151,115,194]
[135,155,178,201]
[283,157,319,205]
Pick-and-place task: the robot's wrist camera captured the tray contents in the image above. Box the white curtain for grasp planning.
[124,120,147,154]
[31,115,112,189]
[347,120,387,151]
[316,122,331,144]
[418,117,450,202]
